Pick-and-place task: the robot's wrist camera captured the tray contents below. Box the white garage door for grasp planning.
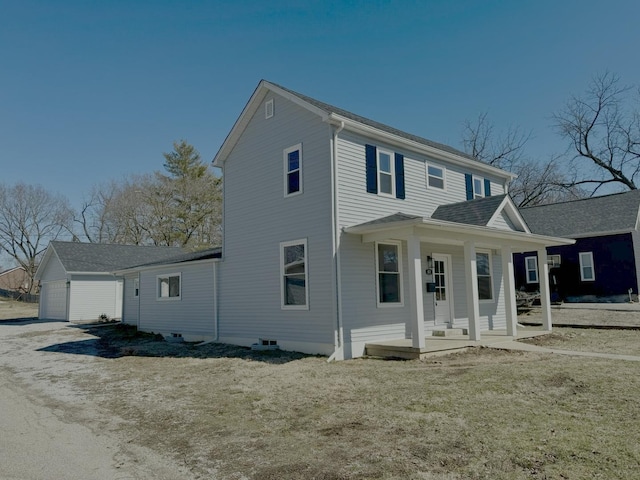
[40,281,67,320]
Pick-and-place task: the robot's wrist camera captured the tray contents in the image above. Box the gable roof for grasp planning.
[520,190,640,237]
[212,80,514,181]
[43,241,185,274]
[0,266,26,277]
[432,195,508,226]
[127,247,222,270]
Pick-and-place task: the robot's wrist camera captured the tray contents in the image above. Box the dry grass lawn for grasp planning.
[67,324,640,479]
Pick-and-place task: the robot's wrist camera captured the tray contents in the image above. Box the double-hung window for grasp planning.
[284,144,302,197]
[476,251,493,301]
[473,176,484,199]
[426,164,445,190]
[376,242,403,306]
[525,256,538,283]
[157,273,181,300]
[579,252,595,281]
[281,239,308,309]
[377,150,395,196]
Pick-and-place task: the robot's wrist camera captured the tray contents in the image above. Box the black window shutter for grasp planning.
[484,179,491,197]
[395,153,405,199]
[465,174,473,200]
[365,144,377,194]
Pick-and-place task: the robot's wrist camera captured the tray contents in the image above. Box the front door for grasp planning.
[433,254,453,325]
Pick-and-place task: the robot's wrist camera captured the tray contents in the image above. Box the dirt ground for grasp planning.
[2,299,640,479]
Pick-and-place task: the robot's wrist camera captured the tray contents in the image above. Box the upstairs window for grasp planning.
[281,239,308,309]
[426,164,445,189]
[473,176,484,199]
[525,256,538,283]
[365,144,405,199]
[284,144,302,197]
[476,251,493,301]
[376,242,403,306]
[465,174,492,200]
[579,252,595,281]
[157,273,181,300]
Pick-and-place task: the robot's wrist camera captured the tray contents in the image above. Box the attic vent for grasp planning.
[265,99,274,119]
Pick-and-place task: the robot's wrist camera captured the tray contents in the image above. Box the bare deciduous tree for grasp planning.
[554,72,640,195]
[0,183,74,293]
[462,112,580,206]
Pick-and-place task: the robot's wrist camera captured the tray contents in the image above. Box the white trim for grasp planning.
[486,196,531,233]
[426,163,446,191]
[579,251,595,281]
[283,143,303,197]
[375,241,404,307]
[525,256,539,284]
[265,98,274,119]
[133,277,139,298]
[280,238,309,310]
[156,273,181,301]
[472,175,484,199]
[476,249,494,303]
[432,253,455,324]
[376,148,395,197]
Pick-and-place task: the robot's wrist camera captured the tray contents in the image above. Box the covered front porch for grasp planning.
[343,198,574,354]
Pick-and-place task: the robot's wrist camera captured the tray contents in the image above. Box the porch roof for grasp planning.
[343,211,573,251]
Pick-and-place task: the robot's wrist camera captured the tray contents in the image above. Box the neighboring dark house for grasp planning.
[514,190,640,302]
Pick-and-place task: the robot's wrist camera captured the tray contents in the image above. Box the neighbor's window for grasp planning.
[284,144,302,196]
[547,254,561,268]
[473,176,484,199]
[579,252,595,281]
[426,164,445,189]
[377,149,395,196]
[476,251,493,301]
[281,239,308,309]
[157,273,181,300]
[133,278,139,298]
[376,242,403,305]
[525,256,538,284]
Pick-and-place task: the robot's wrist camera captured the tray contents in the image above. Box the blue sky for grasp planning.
[2,0,639,210]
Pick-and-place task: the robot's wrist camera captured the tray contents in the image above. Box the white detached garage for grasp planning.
[35,242,182,322]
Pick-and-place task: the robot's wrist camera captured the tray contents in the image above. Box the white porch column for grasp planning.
[464,240,481,341]
[407,234,426,349]
[537,248,552,331]
[501,246,518,337]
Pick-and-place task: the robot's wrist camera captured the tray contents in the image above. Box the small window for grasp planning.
[376,242,403,306]
[476,251,493,301]
[284,144,302,196]
[377,150,395,196]
[579,252,595,281]
[525,256,538,284]
[426,164,445,190]
[547,255,561,268]
[133,278,139,298]
[265,99,274,119]
[281,239,308,309]
[157,273,181,300]
[473,176,484,199]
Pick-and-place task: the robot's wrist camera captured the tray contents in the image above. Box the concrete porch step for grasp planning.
[430,328,468,337]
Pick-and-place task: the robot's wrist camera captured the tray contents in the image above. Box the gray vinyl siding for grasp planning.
[122,273,139,325]
[67,275,120,322]
[336,131,506,228]
[492,211,518,231]
[218,93,335,353]
[138,262,215,338]
[39,254,67,282]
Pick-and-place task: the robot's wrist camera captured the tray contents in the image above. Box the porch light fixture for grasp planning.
[426,256,434,269]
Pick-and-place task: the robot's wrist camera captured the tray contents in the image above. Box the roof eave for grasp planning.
[113,256,220,275]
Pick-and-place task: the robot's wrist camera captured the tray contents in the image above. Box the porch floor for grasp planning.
[365,328,550,360]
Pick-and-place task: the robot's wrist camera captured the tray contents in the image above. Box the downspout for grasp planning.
[327,121,345,362]
[137,272,141,328]
[213,261,219,341]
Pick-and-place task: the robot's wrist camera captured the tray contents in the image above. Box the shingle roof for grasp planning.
[348,212,422,229]
[270,81,480,163]
[520,190,640,237]
[431,195,508,226]
[50,241,186,273]
[130,247,222,269]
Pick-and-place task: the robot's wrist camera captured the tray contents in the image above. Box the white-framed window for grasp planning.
[473,176,484,199]
[265,99,274,119]
[476,251,493,301]
[377,149,395,196]
[579,252,595,281]
[157,273,181,300]
[426,163,445,190]
[525,256,538,284]
[281,239,308,309]
[376,241,403,306]
[548,254,561,268]
[284,144,302,197]
[133,278,139,298]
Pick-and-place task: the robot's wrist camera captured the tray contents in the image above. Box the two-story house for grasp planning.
[210,80,572,360]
